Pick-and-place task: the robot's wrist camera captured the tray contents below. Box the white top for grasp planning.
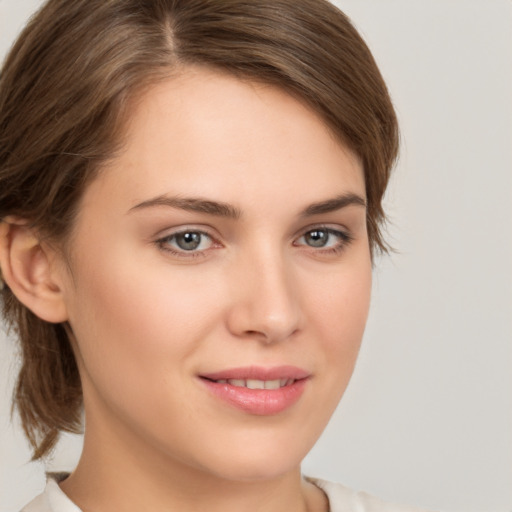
[21,475,431,512]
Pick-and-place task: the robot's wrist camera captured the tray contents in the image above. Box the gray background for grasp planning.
[1,1,511,511]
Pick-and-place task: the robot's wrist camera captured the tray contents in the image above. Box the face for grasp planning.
[58,67,372,482]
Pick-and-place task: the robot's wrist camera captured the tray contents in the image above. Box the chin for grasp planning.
[207,457,302,483]
[190,432,313,483]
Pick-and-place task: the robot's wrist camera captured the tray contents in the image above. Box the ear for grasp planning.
[0,218,69,323]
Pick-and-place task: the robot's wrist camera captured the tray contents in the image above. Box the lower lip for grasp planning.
[200,378,308,415]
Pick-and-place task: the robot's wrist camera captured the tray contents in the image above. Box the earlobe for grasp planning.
[0,218,69,323]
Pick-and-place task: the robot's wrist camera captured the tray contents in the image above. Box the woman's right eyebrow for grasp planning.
[128,195,242,219]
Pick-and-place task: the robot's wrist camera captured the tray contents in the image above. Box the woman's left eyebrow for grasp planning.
[299,193,366,217]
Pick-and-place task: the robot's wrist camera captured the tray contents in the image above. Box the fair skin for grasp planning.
[1,67,371,512]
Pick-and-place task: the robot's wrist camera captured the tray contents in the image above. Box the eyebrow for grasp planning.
[129,192,366,219]
[299,193,366,216]
[129,195,242,219]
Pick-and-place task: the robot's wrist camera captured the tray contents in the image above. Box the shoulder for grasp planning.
[308,477,434,512]
[19,492,51,512]
[20,474,80,512]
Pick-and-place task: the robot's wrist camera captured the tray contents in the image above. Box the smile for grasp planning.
[199,366,310,415]
[211,378,296,389]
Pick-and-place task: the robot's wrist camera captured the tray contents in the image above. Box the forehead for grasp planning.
[85,67,364,214]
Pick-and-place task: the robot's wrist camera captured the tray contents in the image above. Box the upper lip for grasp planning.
[199,365,310,381]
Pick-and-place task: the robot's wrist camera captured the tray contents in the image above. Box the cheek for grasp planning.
[312,258,371,331]
[286,260,372,452]
[64,260,221,441]
[69,244,215,346]
[307,259,372,379]
[64,248,212,400]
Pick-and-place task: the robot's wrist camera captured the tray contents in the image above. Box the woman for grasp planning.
[0,1,427,511]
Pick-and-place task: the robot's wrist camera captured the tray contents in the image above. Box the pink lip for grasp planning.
[199,365,310,415]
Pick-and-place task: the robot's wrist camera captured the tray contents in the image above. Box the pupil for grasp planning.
[176,232,201,250]
[306,230,328,247]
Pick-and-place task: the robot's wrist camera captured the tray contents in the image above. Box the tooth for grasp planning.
[286,379,294,386]
[229,379,246,387]
[264,379,281,390]
[280,379,287,387]
[246,379,265,389]
[216,379,227,384]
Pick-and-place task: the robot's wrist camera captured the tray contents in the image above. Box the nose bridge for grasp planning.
[227,242,301,342]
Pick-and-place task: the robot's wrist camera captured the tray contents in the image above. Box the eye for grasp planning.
[295,227,352,252]
[157,230,215,254]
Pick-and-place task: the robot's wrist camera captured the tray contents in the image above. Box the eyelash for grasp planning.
[156,229,217,259]
[293,226,353,255]
[155,226,353,259]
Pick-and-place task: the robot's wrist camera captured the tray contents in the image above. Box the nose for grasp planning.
[225,248,302,344]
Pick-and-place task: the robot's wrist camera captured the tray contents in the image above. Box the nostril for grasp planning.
[243,329,271,342]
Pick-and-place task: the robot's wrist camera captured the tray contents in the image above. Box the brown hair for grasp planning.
[0,0,399,459]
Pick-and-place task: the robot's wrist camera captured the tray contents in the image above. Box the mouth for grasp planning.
[202,377,297,390]
[200,365,309,382]
[198,366,310,415]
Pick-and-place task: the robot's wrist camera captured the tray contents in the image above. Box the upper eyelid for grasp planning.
[293,223,351,240]
[155,225,220,240]
[295,227,351,243]
[155,230,219,258]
